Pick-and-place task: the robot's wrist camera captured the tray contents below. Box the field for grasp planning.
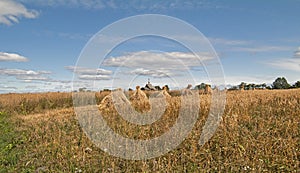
[0,89,299,172]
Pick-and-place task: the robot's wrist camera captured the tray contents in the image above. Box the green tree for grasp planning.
[249,83,256,90]
[293,81,300,88]
[239,82,246,90]
[228,85,239,91]
[194,83,206,90]
[79,87,87,92]
[272,77,290,89]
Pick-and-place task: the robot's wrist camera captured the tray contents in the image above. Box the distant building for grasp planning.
[141,79,157,91]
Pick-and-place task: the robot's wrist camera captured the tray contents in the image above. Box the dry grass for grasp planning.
[0,92,72,115]
[130,87,151,113]
[0,89,299,172]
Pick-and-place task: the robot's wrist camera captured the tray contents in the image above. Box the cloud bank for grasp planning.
[0,68,51,81]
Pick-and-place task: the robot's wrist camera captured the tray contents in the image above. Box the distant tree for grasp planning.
[239,82,246,90]
[254,83,267,90]
[266,86,272,90]
[293,81,300,88]
[248,83,256,90]
[194,83,206,90]
[272,77,290,89]
[228,86,239,91]
[79,87,87,92]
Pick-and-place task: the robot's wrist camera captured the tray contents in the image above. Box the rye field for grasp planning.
[0,89,299,172]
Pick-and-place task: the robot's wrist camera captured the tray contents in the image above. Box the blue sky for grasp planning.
[0,0,300,93]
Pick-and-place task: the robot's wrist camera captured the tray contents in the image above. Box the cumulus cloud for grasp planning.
[0,0,38,25]
[0,68,51,81]
[0,52,29,62]
[103,51,213,70]
[65,66,112,80]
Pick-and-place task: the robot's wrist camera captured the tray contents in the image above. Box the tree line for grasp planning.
[77,77,299,92]
[228,77,300,90]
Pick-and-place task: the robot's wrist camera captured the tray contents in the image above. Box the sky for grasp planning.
[0,0,300,93]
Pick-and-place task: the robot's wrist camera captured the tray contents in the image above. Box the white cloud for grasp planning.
[266,47,300,72]
[0,52,29,62]
[101,51,214,80]
[25,85,37,89]
[208,37,294,55]
[19,0,105,9]
[293,47,300,58]
[0,0,38,25]
[232,46,293,53]
[267,59,300,72]
[77,74,111,80]
[209,38,251,46]
[65,66,112,75]
[18,0,219,10]
[131,68,174,78]
[65,66,112,81]
[41,80,74,92]
[103,51,213,70]
[0,85,17,90]
[225,75,276,86]
[0,68,51,81]
[0,85,18,93]
[17,75,49,81]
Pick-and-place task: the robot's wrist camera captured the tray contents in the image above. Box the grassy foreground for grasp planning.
[0,89,299,172]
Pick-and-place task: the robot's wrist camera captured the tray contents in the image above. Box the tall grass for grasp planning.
[0,89,299,172]
[0,92,73,115]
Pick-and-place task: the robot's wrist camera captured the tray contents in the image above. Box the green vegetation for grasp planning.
[229,77,300,90]
[272,77,290,89]
[0,111,27,172]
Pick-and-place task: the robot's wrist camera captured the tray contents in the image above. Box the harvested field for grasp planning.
[0,89,299,172]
